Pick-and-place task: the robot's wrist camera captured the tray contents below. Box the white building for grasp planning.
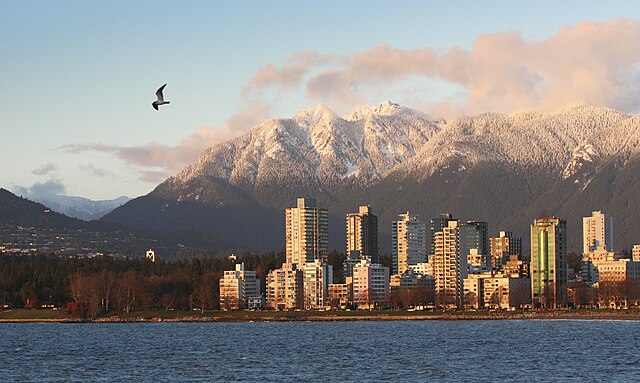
[392,212,427,275]
[302,260,333,310]
[583,210,613,253]
[266,263,303,310]
[219,263,261,310]
[286,198,329,266]
[145,249,155,262]
[432,220,468,308]
[353,259,390,308]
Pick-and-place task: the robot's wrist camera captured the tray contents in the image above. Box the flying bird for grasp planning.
[152,84,170,110]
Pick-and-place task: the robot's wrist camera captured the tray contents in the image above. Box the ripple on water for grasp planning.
[1,320,640,382]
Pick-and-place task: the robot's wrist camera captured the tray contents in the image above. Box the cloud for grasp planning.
[243,51,341,96]
[14,179,67,197]
[61,19,640,183]
[79,164,114,178]
[32,163,58,176]
[60,103,271,184]
[250,18,640,117]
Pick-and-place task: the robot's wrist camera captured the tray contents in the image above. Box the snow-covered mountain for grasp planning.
[28,194,130,221]
[163,101,441,207]
[103,102,640,253]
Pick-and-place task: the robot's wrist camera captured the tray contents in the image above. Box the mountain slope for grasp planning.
[24,194,130,220]
[103,103,640,253]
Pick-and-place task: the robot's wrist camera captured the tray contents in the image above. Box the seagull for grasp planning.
[152,84,170,110]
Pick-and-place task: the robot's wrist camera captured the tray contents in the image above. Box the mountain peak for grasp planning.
[346,101,405,121]
[293,104,339,127]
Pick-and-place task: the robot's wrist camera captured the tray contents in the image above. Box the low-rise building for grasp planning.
[328,281,353,307]
[219,263,261,310]
[483,276,531,310]
[266,263,303,310]
[353,259,390,308]
[390,269,435,290]
[463,276,484,309]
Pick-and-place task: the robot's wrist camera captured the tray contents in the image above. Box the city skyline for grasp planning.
[3,2,640,200]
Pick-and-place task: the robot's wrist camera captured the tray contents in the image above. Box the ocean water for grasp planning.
[1,320,640,382]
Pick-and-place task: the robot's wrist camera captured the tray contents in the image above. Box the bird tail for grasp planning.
[166,101,170,104]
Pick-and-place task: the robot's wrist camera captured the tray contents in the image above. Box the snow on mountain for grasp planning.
[168,101,441,205]
[392,104,634,182]
[105,102,640,252]
[27,194,131,221]
[162,102,639,207]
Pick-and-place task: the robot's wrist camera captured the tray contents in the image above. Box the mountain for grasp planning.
[0,188,227,256]
[0,188,88,229]
[23,194,131,221]
[102,102,640,254]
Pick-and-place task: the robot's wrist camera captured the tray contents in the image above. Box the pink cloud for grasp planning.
[251,18,640,117]
[60,104,271,183]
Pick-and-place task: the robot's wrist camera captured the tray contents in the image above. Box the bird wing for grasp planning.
[155,84,167,101]
[152,102,159,110]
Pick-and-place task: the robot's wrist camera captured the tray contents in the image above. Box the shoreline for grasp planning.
[3,309,640,323]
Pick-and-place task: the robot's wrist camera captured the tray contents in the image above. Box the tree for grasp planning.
[463,291,478,310]
[100,270,116,312]
[193,272,218,314]
[120,270,139,313]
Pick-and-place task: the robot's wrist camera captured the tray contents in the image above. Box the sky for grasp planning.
[2,1,640,200]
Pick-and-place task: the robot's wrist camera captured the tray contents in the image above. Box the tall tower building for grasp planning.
[531,217,568,308]
[582,210,613,253]
[430,213,455,255]
[345,205,379,277]
[458,221,489,270]
[286,198,329,266]
[432,220,468,308]
[392,212,427,275]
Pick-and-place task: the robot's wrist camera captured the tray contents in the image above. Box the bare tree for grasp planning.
[120,270,139,313]
[100,270,116,312]
[463,291,478,310]
[193,272,218,314]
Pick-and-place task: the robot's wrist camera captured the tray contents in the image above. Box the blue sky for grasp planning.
[2,1,640,200]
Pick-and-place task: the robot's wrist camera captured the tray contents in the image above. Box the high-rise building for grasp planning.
[352,259,390,308]
[345,205,379,277]
[490,231,522,270]
[430,213,455,255]
[432,220,468,308]
[633,245,640,262]
[219,263,261,310]
[458,221,489,270]
[302,260,334,310]
[582,210,613,253]
[266,263,303,310]
[531,217,568,308]
[392,212,427,275]
[286,198,329,266]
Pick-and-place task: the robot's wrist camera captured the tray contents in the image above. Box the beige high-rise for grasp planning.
[286,198,328,266]
[583,210,613,253]
[392,212,427,275]
[432,220,468,308]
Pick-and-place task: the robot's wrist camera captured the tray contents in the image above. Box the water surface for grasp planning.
[1,320,639,382]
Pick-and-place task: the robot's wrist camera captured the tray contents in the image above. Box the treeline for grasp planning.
[0,252,285,317]
[0,251,392,318]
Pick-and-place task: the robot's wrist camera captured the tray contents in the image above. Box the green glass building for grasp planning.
[530,217,567,308]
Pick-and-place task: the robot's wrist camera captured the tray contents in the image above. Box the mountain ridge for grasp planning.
[102,103,640,254]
